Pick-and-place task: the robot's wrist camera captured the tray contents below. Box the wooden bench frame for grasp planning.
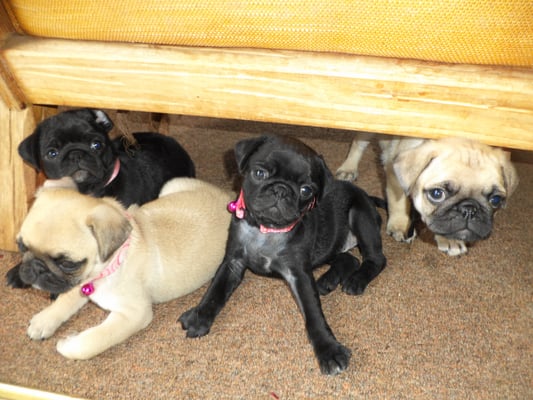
[1,18,532,251]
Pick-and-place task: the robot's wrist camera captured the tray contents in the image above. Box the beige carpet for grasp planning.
[1,112,531,399]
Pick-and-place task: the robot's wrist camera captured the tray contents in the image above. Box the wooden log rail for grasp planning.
[0,33,532,250]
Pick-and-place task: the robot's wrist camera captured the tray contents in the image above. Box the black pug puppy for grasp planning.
[6,108,195,292]
[16,108,195,204]
[179,135,386,375]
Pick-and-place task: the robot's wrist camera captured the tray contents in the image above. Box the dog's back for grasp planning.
[130,178,233,302]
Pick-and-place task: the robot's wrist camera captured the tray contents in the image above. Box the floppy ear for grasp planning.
[500,151,519,198]
[234,135,270,173]
[86,202,132,262]
[392,143,438,195]
[89,109,114,133]
[18,130,42,170]
[313,155,334,201]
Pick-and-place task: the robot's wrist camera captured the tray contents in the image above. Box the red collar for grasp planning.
[104,159,121,187]
[227,190,315,233]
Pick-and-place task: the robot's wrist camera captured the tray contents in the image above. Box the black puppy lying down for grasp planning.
[180,135,386,375]
[7,108,195,292]
[17,108,195,205]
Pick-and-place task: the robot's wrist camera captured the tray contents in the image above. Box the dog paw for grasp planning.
[318,254,360,296]
[315,342,352,375]
[435,236,467,256]
[316,270,342,295]
[335,169,358,181]
[386,227,416,243]
[179,308,212,338]
[27,310,63,340]
[386,216,417,243]
[56,334,91,360]
[341,275,368,295]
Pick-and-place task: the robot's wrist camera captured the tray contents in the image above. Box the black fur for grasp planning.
[179,135,386,375]
[17,108,195,205]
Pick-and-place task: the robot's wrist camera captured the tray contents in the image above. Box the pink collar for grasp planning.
[80,236,131,296]
[105,159,121,187]
[227,190,315,234]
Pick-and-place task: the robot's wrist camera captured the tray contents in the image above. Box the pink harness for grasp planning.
[80,236,131,296]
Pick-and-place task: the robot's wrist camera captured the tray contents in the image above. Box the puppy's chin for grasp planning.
[32,275,74,294]
[427,224,489,242]
[72,169,91,183]
[247,195,310,229]
[250,204,301,228]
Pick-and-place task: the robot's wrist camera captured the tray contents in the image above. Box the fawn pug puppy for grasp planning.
[17,177,232,359]
[336,137,518,256]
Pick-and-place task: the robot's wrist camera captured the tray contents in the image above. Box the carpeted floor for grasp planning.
[0,112,531,399]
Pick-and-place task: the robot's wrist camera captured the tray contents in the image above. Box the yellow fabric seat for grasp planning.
[5,0,533,66]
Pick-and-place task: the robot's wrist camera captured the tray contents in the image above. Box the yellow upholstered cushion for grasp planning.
[5,0,533,67]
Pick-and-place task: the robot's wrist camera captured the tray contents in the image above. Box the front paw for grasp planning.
[315,342,352,375]
[386,220,416,243]
[179,307,213,338]
[435,235,467,256]
[27,309,63,340]
[56,334,92,360]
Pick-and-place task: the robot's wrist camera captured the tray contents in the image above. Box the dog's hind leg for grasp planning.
[343,207,387,295]
[316,253,360,295]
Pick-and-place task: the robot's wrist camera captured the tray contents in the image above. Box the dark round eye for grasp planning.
[46,148,59,159]
[427,188,446,202]
[300,185,313,199]
[252,168,269,180]
[56,258,86,273]
[489,195,504,209]
[90,140,103,151]
[60,261,78,271]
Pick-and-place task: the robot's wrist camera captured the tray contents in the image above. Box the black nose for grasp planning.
[67,150,84,162]
[19,258,49,285]
[272,185,290,198]
[31,258,49,273]
[459,201,479,219]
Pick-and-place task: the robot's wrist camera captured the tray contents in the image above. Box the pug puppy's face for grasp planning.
[18,109,116,187]
[16,185,131,293]
[393,139,518,242]
[234,135,331,230]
